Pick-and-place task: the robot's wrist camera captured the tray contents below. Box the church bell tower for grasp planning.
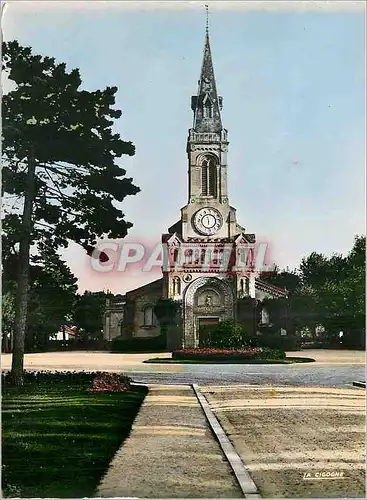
[162,18,259,348]
[182,27,242,240]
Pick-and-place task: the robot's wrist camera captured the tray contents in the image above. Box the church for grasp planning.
[103,26,287,349]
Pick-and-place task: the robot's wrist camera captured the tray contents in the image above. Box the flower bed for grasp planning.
[88,372,131,392]
[172,347,285,361]
[2,370,132,392]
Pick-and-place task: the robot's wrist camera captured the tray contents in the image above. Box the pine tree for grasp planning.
[2,41,140,384]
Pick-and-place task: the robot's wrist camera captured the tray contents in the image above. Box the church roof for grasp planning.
[255,278,288,298]
[125,278,163,298]
[191,29,223,133]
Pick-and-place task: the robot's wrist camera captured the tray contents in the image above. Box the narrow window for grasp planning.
[184,249,193,265]
[143,306,154,327]
[201,157,217,197]
[245,277,250,295]
[173,277,181,295]
[208,161,216,197]
[201,160,208,196]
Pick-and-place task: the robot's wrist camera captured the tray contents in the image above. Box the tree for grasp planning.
[2,247,79,352]
[2,41,140,384]
[153,299,182,335]
[2,292,16,352]
[74,291,111,344]
[26,248,79,351]
[237,296,257,336]
[261,297,289,331]
[298,236,365,346]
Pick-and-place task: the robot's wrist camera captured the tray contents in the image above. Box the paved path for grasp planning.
[1,350,364,388]
[96,385,241,498]
[202,385,366,498]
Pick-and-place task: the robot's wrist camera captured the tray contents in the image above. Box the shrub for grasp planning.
[110,334,167,352]
[251,333,301,351]
[206,319,251,349]
[257,347,286,360]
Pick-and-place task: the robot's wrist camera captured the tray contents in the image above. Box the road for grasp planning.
[1,349,364,388]
[129,363,364,387]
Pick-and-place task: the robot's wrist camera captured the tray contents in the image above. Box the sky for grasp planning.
[2,1,366,294]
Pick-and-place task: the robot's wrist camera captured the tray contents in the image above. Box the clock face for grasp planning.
[193,208,222,236]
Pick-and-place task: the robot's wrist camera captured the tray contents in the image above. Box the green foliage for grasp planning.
[258,236,365,348]
[299,235,365,346]
[74,291,111,341]
[2,291,16,347]
[153,299,182,341]
[27,249,78,349]
[257,347,286,359]
[261,297,289,329]
[2,248,78,351]
[237,296,257,334]
[2,40,140,255]
[205,319,251,349]
[251,332,301,351]
[110,334,167,353]
[153,299,182,326]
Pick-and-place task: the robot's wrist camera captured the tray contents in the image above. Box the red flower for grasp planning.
[172,347,263,359]
[87,372,131,392]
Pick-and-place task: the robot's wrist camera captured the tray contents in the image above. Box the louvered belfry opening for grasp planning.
[201,157,217,197]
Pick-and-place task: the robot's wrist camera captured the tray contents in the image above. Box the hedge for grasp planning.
[110,334,167,352]
[251,333,301,351]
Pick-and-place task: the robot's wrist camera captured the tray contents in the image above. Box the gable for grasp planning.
[126,278,164,300]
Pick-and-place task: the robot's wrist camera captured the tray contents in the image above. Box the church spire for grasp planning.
[191,10,223,133]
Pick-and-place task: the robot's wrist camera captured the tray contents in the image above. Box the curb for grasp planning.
[192,383,261,499]
[352,381,366,388]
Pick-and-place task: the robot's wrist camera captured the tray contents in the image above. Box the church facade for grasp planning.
[104,28,287,348]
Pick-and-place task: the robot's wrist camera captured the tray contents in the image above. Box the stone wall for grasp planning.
[129,280,163,338]
[104,310,123,341]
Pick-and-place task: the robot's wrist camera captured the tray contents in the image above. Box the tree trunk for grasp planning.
[11,153,36,386]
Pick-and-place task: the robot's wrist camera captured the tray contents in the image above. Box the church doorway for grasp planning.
[197,317,219,347]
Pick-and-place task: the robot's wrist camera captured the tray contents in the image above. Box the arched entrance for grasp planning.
[183,276,234,348]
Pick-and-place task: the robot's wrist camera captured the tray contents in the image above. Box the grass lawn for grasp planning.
[144,357,315,364]
[2,376,147,498]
